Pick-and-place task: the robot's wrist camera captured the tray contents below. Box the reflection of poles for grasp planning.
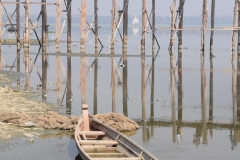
[232,0,238,53]
[56,55,61,106]
[201,55,208,144]
[66,50,72,115]
[42,47,47,102]
[232,55,237,125]
[177,55,183,142]
[94,56,98,114]
[81,57,87,104]
[123,51,128,116]
[170,57,177,143]
[141,56,147,142]
[210,0,215,55]
[237,56,240,122]
[150,49,155,137]
[111,57,116,113]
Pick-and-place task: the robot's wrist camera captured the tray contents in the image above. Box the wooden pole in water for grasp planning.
[111,0,116,50]
[94,0,98,50]
[232,0,238,53]
[210,0,215,56]
[66,53,72,115]
[169,0,176,54]
[80,0,87,52]
[178,0,185,57]
[201,0,208,54]
[94,56,98,114]
[123,0,128,50]
[67,0,72,49]
[56,0,61,51]
[16,0,20,51]
[237,1,240,56]
[24,0,29,50]
[0,3,2,70]
[81,57,87,104]
[141,0,147,54]
[141,56,147,142]
[42,0,47,49]
[209,57,213,123]
[152,0,155,50]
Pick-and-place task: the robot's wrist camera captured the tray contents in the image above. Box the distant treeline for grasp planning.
[4,14,234,26]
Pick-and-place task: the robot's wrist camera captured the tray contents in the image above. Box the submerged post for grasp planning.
[210,0,215,56]
[111,0,116,50]
[24,0,30,50]
[123,0,128,50]
[80,0,87,52]
[232,0,239,53]
[152,0,155,50]
[56,0,61,51]
[141,0,147,54]
[42,0,47,49]
[178,0,185,57]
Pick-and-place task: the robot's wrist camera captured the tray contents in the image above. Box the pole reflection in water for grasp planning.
[111,49,116,112]
[141,54,147,142]
[81,57,87,105]
[170,55,177,143]
[42,47,47,102]
[123,48,128,116]
[24,48,30,90]
[201,55,207,145]
[93,50,98,114]
[56,54,62,106]
[209,57,213,138]
[66,47,72,115]
[150,49,155,138]
[177,55,182,143]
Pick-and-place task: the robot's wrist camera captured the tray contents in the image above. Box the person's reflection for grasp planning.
[193,126,202,147]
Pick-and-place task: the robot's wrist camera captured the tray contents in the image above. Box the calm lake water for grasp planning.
[0,26,240,160]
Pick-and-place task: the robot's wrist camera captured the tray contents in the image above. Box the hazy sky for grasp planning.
[4,0,234,17]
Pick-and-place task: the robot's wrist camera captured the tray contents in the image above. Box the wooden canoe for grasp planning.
[75,104,158,160]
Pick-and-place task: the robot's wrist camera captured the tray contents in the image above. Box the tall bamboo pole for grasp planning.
[232,54,237,125]
[42,0,47,49]
[123,52,128,117]
[16,0,20,70]
[150,48,155,137]
[152,0,155,50]
[81,57,86,104]
[209,57,213,123]
[67,0,72,49]
[210,0,215,55]
[66,53,72,115]
[80,0,87,52]
[237,1,240,56]
[169,0,176,54]
[123,0,128,50]
[56,0,61,51]
[171,57,177,143]
[201,0,208,54]
[141,0,147,54]
[24,0,29,49]
[232,0,238,53]
[111,0,116,50]
[178,0,185,57]
[0,3,2,70]
[94,0,98,50]
[94,51,98,114]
